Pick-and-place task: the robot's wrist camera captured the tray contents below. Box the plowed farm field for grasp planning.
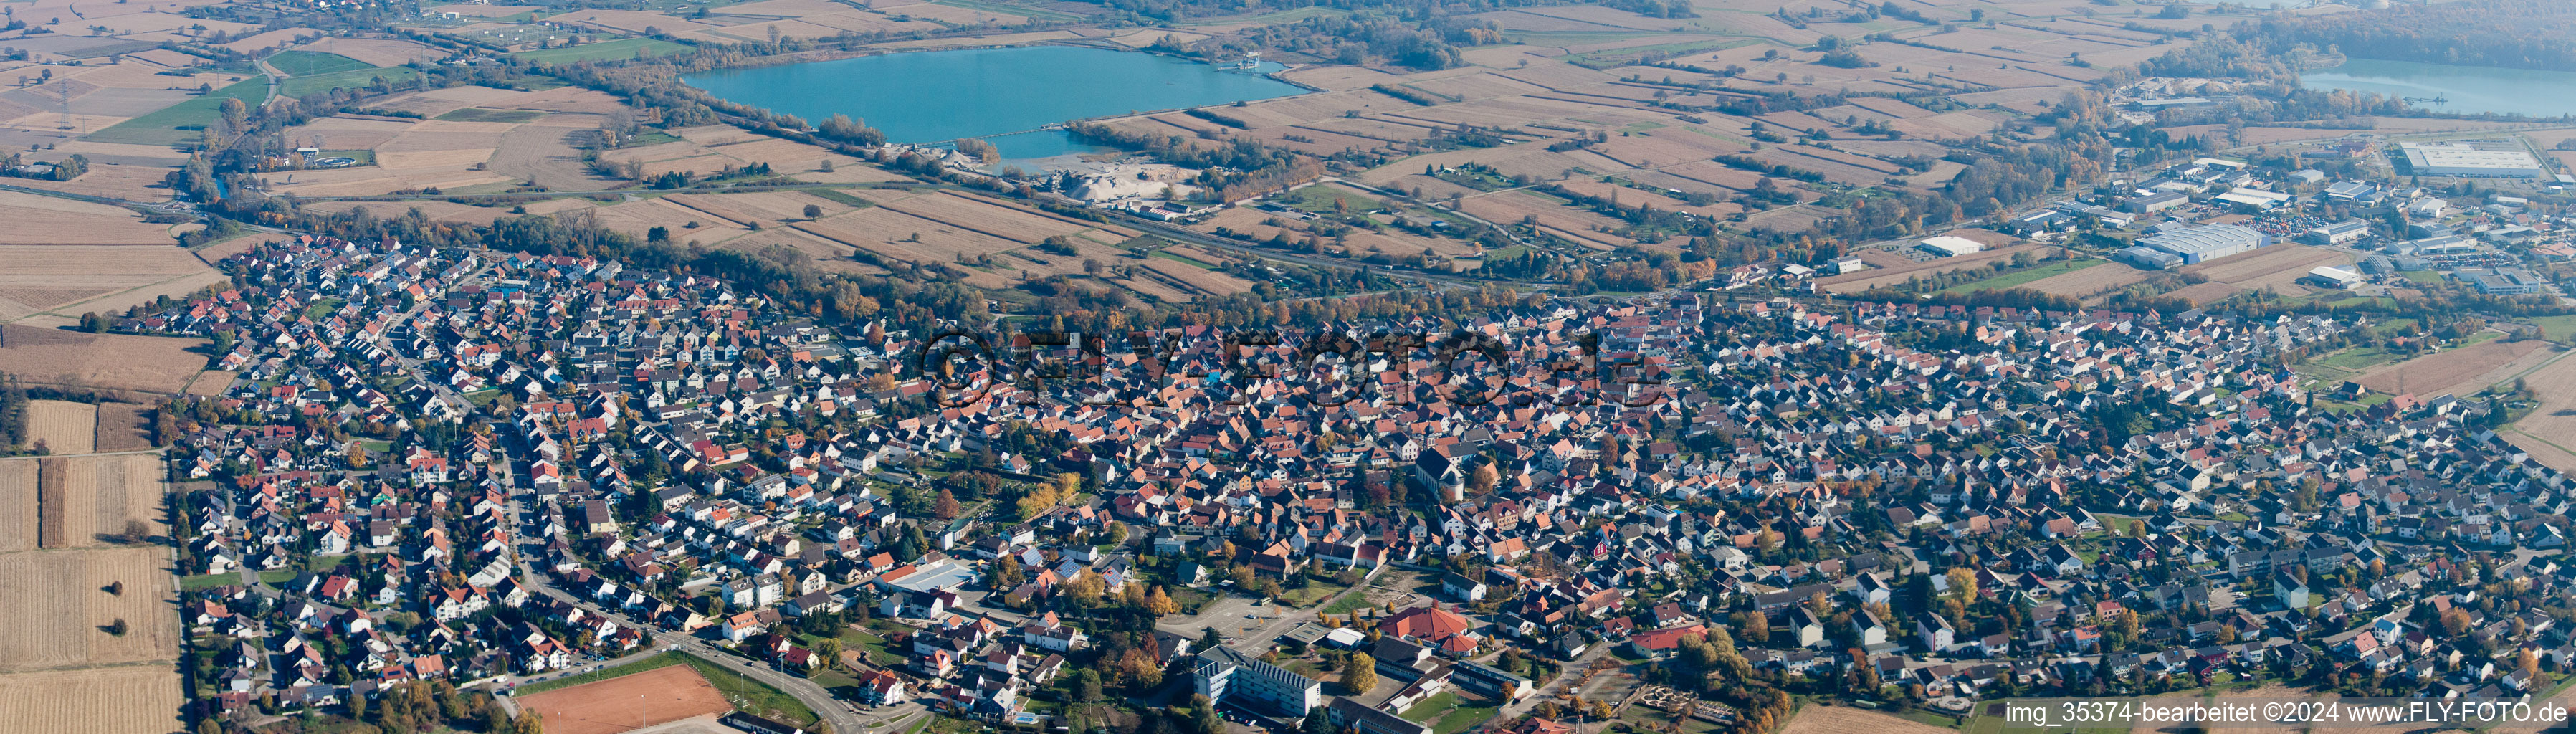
[0,326,210,396]
[0,459,31,553]
[35,454,164,550]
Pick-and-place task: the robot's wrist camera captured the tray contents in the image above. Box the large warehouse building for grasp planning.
[2399,141,2545,178]
[2135,224,2271,265]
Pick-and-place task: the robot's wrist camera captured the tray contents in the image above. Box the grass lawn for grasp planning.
[317,149,375,166]
[842,628,902,667]
[303,297,345,318]
[2399,270,2444,285]
[1413,694,1498,734]
[181,569,286,591]
[1149,250,1220,270]
[1935,258,2104,295]
[86,76,269,146]
[1320,589,1372,615]
[437,108,546,123]
[808,189,877,208]
[268,51,373,75]
[1401,691,1461,722]
[511,37,694,63]
[282,66,422,97]
[679,654,820,729]
[1277,579,1351,608]
[1283,658,1332,681]
[1279,184,1383,214]
[2313,345,2401,372]
[1166,586,1216,614]
[514,652,686,695]
[2527,314,2576,341]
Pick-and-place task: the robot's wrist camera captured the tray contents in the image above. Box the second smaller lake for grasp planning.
[2301,59,2576,118]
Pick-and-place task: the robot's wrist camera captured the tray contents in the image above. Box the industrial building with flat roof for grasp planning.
[2136,224,2271,264]
[2304,266,2362,289]
[2305,220,2372,246]
[1917,236,1984,257]
[2454,267,2549,295]
[2400,141,2545,178]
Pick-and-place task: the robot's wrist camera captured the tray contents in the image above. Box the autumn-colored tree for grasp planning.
[1341,653,1378,694]
[1147,586,1181,616]
[991,559,1025,590]
[1064,571,1106,607]
[1947,566,1979,600]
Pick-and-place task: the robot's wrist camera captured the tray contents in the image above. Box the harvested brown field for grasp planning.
[2178,244,2352,293]
[0,546,178,671]
[715,229,889,276]
[0,664,186,734]
[0,244,220,324]
[2506,351,2576,472]
[793,206,1024,264]
[1778,705,1957,734]
[93,404,154,453]
[0,459,31,553]
[302,37,444,66]
[866,191,1125,244]
[1139,258,1254,297]
[517,663,735,734]
[0,164,181,203]
[2355,338,2554,399]
[2165,281,2244,305]
[34,453,165,550]
[2025,259,2152,298]
[181,371,234,397]
[0,193,174,246]
[490,117,624,191]
[24,400,98,455]
[0,326,209,396]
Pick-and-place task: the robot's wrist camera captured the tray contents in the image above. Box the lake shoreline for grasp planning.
[2301,57,2576,120]
[682,44,1316,158]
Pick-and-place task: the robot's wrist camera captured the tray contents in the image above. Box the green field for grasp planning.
[510,37,695,63]
[679,654,819,729]
[282,66,423,97]
[267,51,373,76]
[1320,588,1373,615]
[1401,691,1500,734]
[927,0,1086,20]
[437,107,546,123]
[1935,258,2106,295]
[1276,578,1350,608]
[807,189,877,208]
[512,652,686,695]
[85,76,271,146]
[1279,184,1382,214]
[2527,314,2576,341]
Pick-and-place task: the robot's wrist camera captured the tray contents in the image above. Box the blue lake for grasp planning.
[682,45,1305,160]
[2301,58,2576,118]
